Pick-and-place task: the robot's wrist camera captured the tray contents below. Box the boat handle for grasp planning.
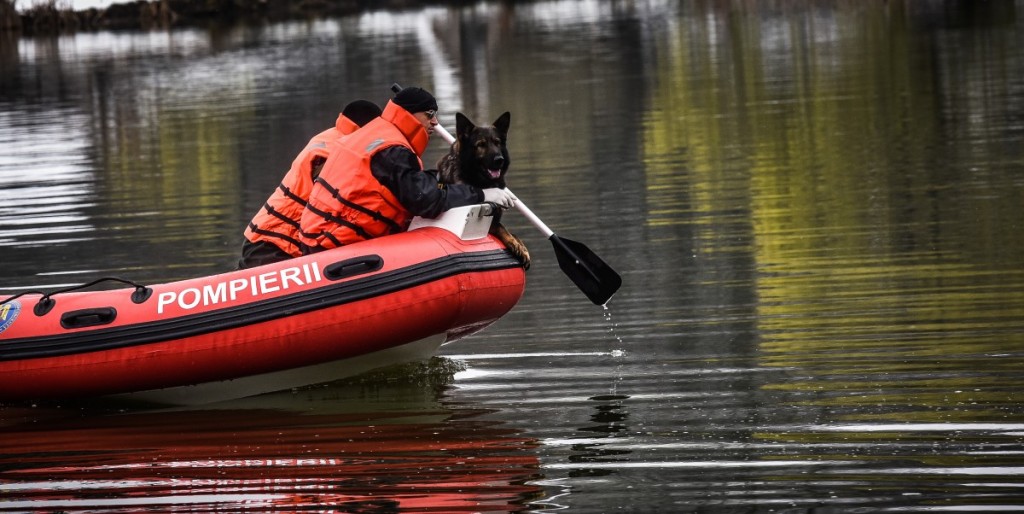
[60,307,118,329]
[323,255,384,281]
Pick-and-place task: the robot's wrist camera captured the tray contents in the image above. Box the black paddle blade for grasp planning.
[550,234,622,305]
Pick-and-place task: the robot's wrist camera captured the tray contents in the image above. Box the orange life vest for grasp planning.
[299,101,429,251]
[243,112,361,257]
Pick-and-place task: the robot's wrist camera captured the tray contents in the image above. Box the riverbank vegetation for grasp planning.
[3,0,93,34]
[0,0,415,35]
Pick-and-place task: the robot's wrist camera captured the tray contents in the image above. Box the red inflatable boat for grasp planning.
[0,205,524,405]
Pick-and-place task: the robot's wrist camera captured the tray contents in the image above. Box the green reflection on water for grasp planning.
[641,1,1024,425]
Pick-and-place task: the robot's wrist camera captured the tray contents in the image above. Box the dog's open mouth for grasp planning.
[488,168,502,180]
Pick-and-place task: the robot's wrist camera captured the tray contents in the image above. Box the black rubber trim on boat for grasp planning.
[0,250,520,361]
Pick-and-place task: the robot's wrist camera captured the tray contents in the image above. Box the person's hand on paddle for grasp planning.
[482,187,517,209]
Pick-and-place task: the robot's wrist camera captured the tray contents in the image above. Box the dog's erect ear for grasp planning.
[493,112,511,137]
[455,112,475,139]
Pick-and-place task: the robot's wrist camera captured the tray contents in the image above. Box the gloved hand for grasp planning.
[482,188,517,209]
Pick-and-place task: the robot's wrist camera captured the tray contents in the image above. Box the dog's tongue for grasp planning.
[488,169,502,180]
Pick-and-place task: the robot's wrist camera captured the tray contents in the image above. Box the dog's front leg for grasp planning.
[493,223,531,270]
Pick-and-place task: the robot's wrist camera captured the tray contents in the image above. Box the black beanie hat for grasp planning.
[342,99,382,127]
[393,87,438,114]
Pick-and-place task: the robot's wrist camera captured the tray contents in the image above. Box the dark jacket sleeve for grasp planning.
[370,145,484,218]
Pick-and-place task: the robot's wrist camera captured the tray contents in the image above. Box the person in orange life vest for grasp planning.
[238,100,383,269]
[299,86,516,252]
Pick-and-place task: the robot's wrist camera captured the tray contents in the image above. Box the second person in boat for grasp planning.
[239,99,383,269]
[299,86,516,253]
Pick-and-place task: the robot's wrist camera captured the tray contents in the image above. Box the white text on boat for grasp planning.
[156,262,323,315]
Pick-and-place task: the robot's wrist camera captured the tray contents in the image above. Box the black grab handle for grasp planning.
[323,256,384,281]
[61,307,117,329]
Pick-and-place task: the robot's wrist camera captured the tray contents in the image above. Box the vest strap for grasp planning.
[277,183,308,208]
[302,198,374,241]
[262,202,301,230]
[314,177,404,235]
[247,221,304,251]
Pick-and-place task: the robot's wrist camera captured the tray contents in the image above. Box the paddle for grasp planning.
[414,96,622,305]
[505,191,623,306]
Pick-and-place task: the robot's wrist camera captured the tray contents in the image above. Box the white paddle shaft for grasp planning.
[434,123,456,144]
[433,122,555,238]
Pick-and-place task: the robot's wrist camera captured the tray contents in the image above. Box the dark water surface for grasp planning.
[3,1,1024,511]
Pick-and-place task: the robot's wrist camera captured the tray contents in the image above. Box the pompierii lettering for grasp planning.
[157,262,322,315]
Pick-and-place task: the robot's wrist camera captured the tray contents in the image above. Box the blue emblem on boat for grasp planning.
[0,300,20,334]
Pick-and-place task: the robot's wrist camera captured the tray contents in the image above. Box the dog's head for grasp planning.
[454,111,511,189]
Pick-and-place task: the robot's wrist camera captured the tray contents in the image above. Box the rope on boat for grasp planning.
[0,277,153,316]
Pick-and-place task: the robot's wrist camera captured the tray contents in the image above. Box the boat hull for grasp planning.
[110,334,448,405]
[0,215,524,403]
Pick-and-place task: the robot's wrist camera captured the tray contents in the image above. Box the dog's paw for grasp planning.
[495,224,531,271]
[506,236,531,271]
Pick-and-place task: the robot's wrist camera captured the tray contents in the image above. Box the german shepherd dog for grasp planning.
[437,112,530,269]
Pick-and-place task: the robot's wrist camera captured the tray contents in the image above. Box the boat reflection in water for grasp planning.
[0,358,544,512]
